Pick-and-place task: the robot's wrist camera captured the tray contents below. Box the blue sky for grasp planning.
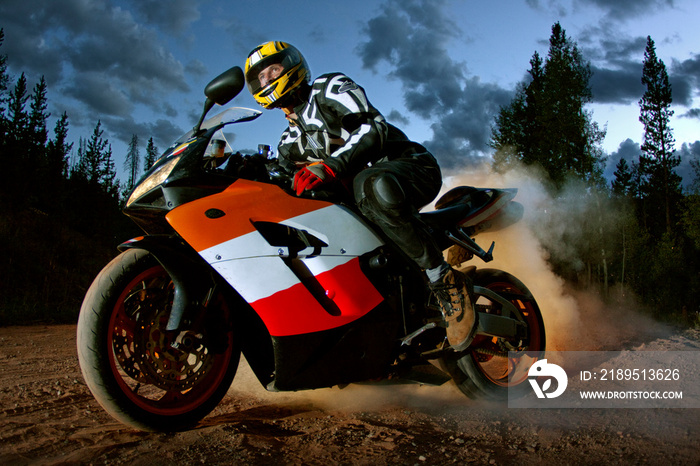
[1,0,699,184]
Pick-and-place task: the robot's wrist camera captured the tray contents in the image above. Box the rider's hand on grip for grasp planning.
[293,162,336,196]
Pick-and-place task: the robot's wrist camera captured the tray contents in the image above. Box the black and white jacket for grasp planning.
[277,73,417,176]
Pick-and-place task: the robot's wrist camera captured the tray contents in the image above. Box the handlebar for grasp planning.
[218,154,350,204]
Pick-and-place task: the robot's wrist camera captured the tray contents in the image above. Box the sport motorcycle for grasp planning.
[76,67,546,432]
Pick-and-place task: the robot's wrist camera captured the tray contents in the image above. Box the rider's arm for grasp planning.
[317,74,389,176]
[277,125,311,173]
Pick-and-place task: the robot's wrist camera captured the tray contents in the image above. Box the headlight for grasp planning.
[126,156,181,207]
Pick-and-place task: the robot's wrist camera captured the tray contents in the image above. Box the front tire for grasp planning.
[77,249,240,431]
[440,268,546,401]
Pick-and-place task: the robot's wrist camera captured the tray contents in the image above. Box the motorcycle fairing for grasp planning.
[166,180,386,337]
[268,302,400,391]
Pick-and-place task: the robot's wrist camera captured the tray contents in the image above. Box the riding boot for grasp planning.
[430,268,478,351]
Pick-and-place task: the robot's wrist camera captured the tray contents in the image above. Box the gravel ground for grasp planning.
[1,323,699,465]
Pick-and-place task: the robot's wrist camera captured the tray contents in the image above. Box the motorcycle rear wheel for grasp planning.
[77,248,240,431]
[440,268,546,401]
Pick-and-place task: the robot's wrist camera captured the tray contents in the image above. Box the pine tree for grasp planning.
[38,111,73,212]
[46,112,72,180]
[0,29,8,115]
[491,22,605,190]
[638,36,681,236]
[2,73,30,190]
[144,137,159,169]
[27,76,50,163]
[78,120,110,185]
[0,28,9,140]
[6,73,29,146]
[124,134,140,191]
[611,158,633,196]
[102,143,119,198]
[683,157,700,250]
[690,156,700,195]
[71,137,87,179]
[491,81,528,170]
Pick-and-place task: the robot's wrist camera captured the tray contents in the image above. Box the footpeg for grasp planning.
[401,321,442,346]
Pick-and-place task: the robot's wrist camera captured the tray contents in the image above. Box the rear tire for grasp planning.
[77,249,240,431]
[440,268,545,401]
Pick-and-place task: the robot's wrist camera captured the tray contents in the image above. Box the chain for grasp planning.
[474,347,508,358]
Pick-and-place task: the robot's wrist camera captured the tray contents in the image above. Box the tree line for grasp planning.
[0,28,157,324]
[491,23,699,324]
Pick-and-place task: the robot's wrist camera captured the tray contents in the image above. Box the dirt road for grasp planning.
[1,324,699,465]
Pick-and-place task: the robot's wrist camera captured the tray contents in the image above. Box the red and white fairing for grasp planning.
[166,180,385,337]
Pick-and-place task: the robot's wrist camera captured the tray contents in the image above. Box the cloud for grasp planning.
[680,108,700,120]
[185,59,208,77]
[604,138,641,181]
[0,0,190,125]
[589,51,695,108]
[146,118,185,149]
[424,77,512,166]
[602,138,700,191]
[676,141,700,190]
[580,25,696,107]
[386,109,409,127]
[356,0,511,168]
[579,27,647,66]
[527,0,676,20]
[590,64,644,104]
[674,53,700,79]
[575,0,676,19]
[523,0,569,17]
[161,102,179,119]
[576,27,646,105]
[670,53,700,107]
[218,14,268,58]
[62,72,134,117]
[678,141,700,161]
[130,0,200,33]
[102,114,184,156]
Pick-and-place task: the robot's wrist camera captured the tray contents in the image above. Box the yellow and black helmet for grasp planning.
[245,41,310,109]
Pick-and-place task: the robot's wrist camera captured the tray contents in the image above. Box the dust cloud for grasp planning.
[229,357,469,411]
[440,162,672,353]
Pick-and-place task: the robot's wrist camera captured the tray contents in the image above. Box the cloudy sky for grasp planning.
[1,0,699,183]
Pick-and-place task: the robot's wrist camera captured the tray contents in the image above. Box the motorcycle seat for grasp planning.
[420,202,472,228]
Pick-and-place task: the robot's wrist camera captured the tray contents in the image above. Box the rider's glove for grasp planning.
[293,162,337,196]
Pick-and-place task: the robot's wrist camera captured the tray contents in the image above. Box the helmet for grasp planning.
[245,41,310,109]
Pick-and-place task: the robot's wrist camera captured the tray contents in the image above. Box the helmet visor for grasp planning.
[245,47,302,96]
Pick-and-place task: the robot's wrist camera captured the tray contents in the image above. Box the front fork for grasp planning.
[119,235,216,331]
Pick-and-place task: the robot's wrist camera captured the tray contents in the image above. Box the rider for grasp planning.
[244,41,477,351]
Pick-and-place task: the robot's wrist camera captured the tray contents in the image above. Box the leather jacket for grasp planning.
[277,73,419,177]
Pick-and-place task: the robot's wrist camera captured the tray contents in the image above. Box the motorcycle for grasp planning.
[76,66,546,432]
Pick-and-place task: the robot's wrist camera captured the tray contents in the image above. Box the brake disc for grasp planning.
[113,288,214,391]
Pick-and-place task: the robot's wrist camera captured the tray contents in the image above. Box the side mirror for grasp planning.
[193,66,246,134]
[205,66,245,106]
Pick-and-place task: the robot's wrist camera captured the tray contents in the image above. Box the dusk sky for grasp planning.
[1,0,699,184]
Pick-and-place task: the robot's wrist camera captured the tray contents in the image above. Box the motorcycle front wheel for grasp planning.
[77,248,240,431]
[440,268,546,401]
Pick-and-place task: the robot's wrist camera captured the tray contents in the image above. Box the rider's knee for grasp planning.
[354,171,406,214]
